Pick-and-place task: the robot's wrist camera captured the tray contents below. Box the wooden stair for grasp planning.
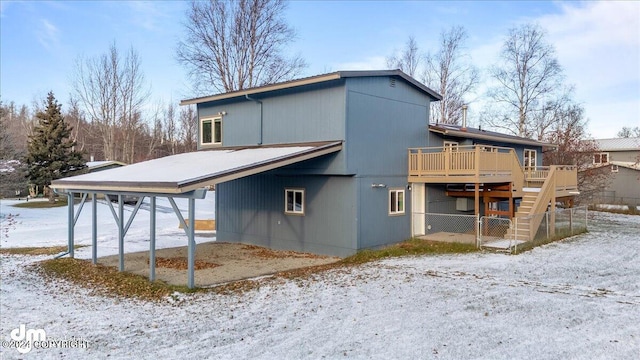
[503,192,536,241]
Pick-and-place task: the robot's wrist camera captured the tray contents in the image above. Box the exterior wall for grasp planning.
[609,150,640,163]
[344,77,432,249]
[198,81,348,174]
[602,167,640,205]
[215,171,358,257]
[203,75,436,255]
[425,133,543,167]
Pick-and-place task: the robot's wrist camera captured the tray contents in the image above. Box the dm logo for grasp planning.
[10,324,46,354]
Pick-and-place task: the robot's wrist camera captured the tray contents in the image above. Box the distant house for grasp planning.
[590,137,640,205]
[51,70,578,257]
[86,160,127,173]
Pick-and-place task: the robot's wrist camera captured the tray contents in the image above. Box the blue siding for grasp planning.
[202,74,439,256]
[344,77,432,248]
[216,171,358,257]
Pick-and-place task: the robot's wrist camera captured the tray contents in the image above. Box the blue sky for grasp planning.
[1,1,638,138]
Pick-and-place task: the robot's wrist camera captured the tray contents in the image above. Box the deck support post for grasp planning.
[474,183,480,239]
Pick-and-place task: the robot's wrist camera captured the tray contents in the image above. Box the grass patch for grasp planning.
[340,238,478,265]
[36,258,199,301]
[0,245,85,256]
[512,229,588,254]
[12,198,81,208]
[24,238,478,300]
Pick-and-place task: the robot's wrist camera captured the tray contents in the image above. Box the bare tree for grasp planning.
[164,103,179,155]
[487,24,564,137]
[386,36,422,77]
[616,126,640,138]
[73,43,149,162]
[542,102,610,204]
[179,105,197,152]
[424,26,478,125]
[177,0,306,94]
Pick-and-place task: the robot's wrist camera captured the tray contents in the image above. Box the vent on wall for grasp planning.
[389,78,396,87]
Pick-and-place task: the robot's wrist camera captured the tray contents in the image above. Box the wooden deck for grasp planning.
[408,145,578,197]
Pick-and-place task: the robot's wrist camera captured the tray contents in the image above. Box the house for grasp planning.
[50,70,578,288]
[86,160,127,173]
[181,70,577,255]
[590,137,640,206]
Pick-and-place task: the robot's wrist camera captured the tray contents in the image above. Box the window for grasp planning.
[285,188,305,215]
[594,153,609,164]
[443,141,458,151]
[389,189,405,215]
[611,164,619,173]
[524,149,537,169]
[200,117,222,145]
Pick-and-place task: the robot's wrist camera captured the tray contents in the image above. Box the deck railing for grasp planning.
[409,145,520,179]
[408,145,577,192]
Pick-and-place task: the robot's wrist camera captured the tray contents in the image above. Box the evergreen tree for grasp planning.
[25,92,85,200]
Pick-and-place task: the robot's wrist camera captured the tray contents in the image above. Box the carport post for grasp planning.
[118,195,124,271]
[92,192,97,264]
[150,196,156,282]
[187,198,196,289]
[67,192,75,258]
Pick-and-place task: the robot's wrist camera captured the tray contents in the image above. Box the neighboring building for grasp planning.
[86,160,127,173]
[52,70,578,258]
[591,137,640,205]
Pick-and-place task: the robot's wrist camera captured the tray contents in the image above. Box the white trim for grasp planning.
[389,188,405,216]
[593,152,609,165]
[611,164,619,173]
[524,149,537,169]
[200,116,222,146]
[285,188,305,215]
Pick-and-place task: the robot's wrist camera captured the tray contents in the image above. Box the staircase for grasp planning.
[504,165,561,242]
[504,192,538,241]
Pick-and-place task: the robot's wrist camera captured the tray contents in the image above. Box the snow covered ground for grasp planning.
[1,200,639,359]
[1,193,217,258]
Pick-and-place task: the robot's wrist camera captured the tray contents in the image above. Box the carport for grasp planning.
[49,141,342,288]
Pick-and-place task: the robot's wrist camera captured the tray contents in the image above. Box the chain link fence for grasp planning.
[416,213,478,245]
[480,206,588,254]
[415,206,589,254]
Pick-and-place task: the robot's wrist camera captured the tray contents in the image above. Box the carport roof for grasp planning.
[50,141,343,194]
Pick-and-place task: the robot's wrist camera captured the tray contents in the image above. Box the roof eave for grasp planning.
[180,69,442,105]
[428,126,554,148]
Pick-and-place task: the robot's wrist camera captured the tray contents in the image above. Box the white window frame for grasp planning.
[284,188,305,215]
[200,116,222,146]
[593,152,609,165]
[611,164,619,173]
[389,188,405,216]
[524,149,537,169]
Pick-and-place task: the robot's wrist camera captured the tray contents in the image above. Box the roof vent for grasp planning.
[389,78,396,88]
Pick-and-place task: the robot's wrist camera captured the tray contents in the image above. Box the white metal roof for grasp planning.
[51,141,343,194]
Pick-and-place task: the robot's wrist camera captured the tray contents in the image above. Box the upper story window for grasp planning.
[611,164,619,173]
[285,188,305,215]
[389,189,405,216]
[201,117,222,145]
[593,152,609,164]
[524,149,537,169]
